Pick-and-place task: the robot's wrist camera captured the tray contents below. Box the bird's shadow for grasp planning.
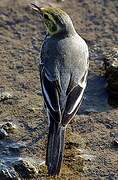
[79,72,112,114]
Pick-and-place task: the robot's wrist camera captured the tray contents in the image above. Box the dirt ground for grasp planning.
[0,0,118,179]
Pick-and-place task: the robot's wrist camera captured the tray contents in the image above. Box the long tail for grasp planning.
[46,119,66,176]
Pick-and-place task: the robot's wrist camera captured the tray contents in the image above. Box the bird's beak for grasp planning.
[31,3,43,16]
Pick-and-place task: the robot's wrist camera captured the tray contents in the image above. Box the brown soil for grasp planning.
[0,0,118,179]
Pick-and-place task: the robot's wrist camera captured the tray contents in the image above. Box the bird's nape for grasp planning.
[31,4,75,36]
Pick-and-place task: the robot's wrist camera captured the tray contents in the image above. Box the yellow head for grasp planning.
[32,4,75,36]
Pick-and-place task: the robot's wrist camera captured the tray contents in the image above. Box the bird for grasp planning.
[31,4,89,176]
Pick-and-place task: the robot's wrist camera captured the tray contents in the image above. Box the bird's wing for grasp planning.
[40,64,62,123]
[62,68,88,126]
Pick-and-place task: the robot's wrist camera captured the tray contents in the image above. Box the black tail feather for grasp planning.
[46,120,65,176]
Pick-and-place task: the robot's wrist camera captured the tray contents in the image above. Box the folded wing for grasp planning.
[62,69,88,126]
[40,64,62,123]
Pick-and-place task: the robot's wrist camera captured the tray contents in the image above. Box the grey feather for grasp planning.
[40,24,89,176]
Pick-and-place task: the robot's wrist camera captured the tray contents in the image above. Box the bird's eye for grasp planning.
[44,14,49,20]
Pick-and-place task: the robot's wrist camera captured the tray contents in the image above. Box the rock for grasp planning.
[57,0,64,2]
[113,137,118,147]
[0,128,8,139]
[2,122,17,133]
[103,47,118,98]
[16,64,24,73]
[13,159,38,178]
[8,142,26,153]
[28,106,40,113]
[105,123,113,129]
[76,154,95,161]
[0,162,19,180]
[0,92,13,102]
[65,146,95,162]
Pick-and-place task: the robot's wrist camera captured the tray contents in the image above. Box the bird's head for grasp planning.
[31,4,75,36]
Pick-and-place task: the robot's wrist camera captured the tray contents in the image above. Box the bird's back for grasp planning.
[41,32,88,87]
[41,33,88,109]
